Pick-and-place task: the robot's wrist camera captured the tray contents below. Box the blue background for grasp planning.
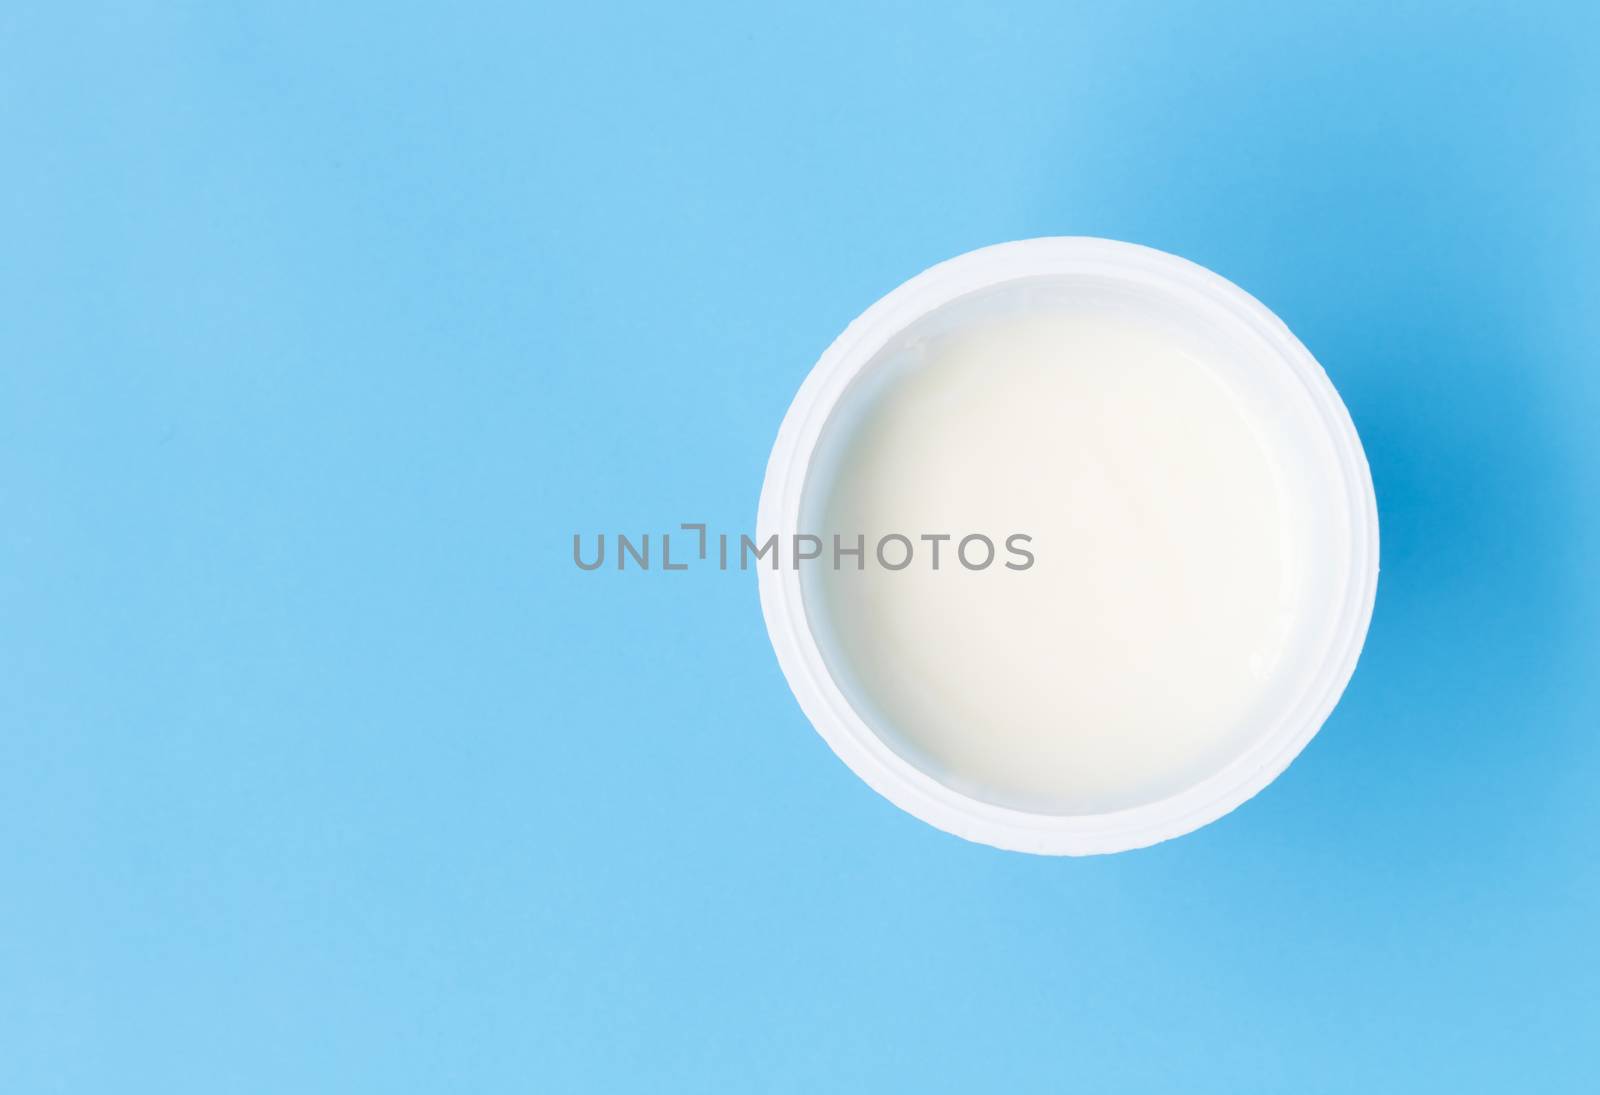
[3,2,1598,1091]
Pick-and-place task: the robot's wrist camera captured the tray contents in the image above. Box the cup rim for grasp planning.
[756,236,1379,855]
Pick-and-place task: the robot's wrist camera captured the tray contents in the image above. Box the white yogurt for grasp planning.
[803,297,1297,814]
[759,239,1377,853]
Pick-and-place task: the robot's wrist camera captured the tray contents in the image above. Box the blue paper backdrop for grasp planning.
[3,2,1597,1091]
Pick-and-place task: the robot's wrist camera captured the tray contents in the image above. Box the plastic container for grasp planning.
[757,237,1378,855]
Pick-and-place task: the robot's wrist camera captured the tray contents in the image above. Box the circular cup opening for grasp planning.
[758,238,1377,855]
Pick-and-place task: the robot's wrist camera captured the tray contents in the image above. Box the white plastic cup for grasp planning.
[758,238,1378,855]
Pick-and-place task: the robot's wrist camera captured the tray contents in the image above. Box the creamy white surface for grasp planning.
[802,300,1302,815]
